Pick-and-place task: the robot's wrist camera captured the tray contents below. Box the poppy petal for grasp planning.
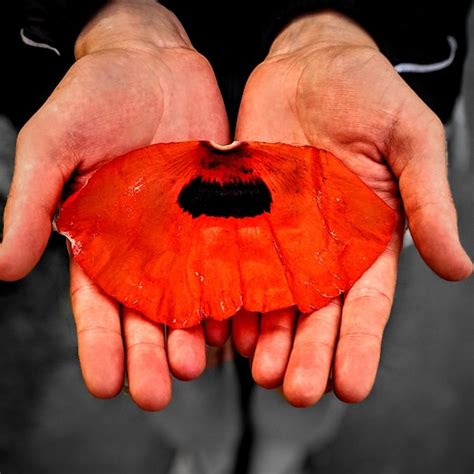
[57,141,395,328]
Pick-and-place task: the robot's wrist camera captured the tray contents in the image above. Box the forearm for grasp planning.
[75,0,193,59]
[267,10,377,57]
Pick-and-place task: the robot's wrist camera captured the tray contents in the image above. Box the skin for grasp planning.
[233,11,472,406]
[0,0,231,410]
[0,4,471,411]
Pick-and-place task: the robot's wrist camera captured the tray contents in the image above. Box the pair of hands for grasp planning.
[1,1,471,410]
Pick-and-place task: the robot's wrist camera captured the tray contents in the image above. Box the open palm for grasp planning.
[0,40,230,410]
[233,15,471,405]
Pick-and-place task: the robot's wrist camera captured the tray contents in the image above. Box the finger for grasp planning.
[203,319,230,346]
[283,298,342,407]
[334,227,403,403]
[252,307,296,389]
[69,257,124,398]
[167,324,206,381]
[388,109,472,280]
[122,307,171,411]
[0,122,75,281]
[232,309,260,358]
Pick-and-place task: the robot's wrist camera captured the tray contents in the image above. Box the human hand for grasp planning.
[233,11,472,406]
[0,0,231,410]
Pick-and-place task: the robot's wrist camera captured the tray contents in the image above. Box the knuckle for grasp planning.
[76,325,121,338]
[126,341,163,352]
[296,338,335,353]
[345,286,393,308]
[339,331,382,345]
[70,282,97,300]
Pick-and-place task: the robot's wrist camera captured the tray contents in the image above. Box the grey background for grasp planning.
[0,11,473,474]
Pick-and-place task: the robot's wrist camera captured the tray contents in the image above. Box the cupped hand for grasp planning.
[0,0,231,410]
[233,11,472,406]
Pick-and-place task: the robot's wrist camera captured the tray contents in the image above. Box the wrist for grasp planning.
[268,10,378,58]
[75,0,193,59]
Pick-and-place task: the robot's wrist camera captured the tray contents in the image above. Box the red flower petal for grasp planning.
[56,141,395,328]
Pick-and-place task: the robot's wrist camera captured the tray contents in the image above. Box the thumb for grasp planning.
[388,108,472,281]
[0,120,74,281]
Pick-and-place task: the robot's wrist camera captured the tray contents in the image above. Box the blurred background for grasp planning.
[1,8,473,474]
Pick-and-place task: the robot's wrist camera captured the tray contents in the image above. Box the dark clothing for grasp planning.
[1,0,471,126]
[0,0,105,127]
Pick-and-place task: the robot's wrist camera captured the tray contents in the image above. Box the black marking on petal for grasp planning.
[177,177,272,218]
